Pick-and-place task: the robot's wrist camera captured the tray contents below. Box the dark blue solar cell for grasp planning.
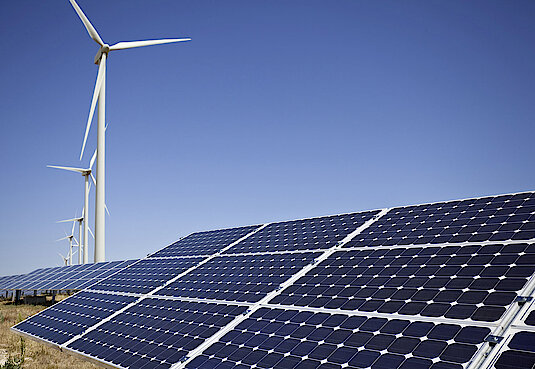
[371,353,405,369]
[346,332,374,347]
[439,343,477,363]
[495,350,535,369]
[359,318,387,332]
[328,346,357,364]
[413,340,448,358]
[427,324,460,341]
[380,319,411,334]
[455,326,491,344]
[365,334,396,350]
[388,337,421,354]
[349,349,380,368]
[509,332,535,353]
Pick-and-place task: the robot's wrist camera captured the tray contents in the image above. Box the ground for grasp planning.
[0,299,99,369]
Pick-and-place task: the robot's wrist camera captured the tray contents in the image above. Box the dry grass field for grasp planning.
[0,299,99,369]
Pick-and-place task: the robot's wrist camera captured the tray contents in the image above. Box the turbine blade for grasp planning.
[109,38,191,51]
[88,227,95,239]
[47,165,85,174]
[68,0,104,46]
[56,236,69,242]
[71,220,76,235]
[57,217,80,223]
[80,61,105,160]
[105,203,111,217]
[91,173,97,186]
[89,149,97,170]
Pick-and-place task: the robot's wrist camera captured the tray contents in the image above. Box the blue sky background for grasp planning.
[1,0,534,275]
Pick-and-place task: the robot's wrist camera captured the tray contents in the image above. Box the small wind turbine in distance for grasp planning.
[68,0,191,263]
[57,221,78,266]
[58,252,70,266]
[57,215,84,265]
[48,149,97,264]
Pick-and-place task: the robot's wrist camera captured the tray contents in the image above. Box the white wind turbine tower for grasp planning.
[48,150,97,264]
[68,0,191,263]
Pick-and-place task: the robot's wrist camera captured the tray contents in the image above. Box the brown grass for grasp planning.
[0,299,99,369]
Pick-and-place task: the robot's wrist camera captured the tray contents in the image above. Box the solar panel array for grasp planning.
[11,192,535,369]
[0,260,138,291]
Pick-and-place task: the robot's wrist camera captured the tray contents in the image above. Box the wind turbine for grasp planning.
[58,215,84,265]
[68,0,191,263]
[48,150,97,264]
[57,221,78,265]
[58,252,69,266]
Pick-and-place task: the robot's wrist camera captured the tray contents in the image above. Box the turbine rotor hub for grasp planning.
[94,44,111,64]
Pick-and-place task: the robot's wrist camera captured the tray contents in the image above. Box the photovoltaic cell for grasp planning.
[271,242,535,322]
[67,299,248,369]
[156,252,320,303]
[149,225,260,258]
[13,291,136,345]
[349,193,535,248]
[186,307,490,369]
[223,211,379,254]
[87,257,204,294]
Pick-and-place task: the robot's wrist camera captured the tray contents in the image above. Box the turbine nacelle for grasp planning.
[94,44,110,64]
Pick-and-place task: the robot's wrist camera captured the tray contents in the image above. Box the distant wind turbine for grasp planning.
[58,252,69,266]
[48,150,97,264]
[57,221,78,266]
[58,215,83,265]
[68,0,191,262]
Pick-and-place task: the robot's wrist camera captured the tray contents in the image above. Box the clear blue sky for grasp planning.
[1,1,534,276]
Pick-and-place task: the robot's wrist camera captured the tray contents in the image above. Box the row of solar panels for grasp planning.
[0,260,138,291]
[11,191,535,369]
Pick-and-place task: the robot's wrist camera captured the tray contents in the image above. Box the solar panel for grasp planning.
[186,307,491,369]
[12,291,136,345]
[66,299,249,369]
[0,260,138,291]
[155,252,320,303]
[10,192,535,369]
[149,225,261,258]
[350,192,535,247]
[270,242,535,322]
[224,211,379,254]
[86,258,204,294]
